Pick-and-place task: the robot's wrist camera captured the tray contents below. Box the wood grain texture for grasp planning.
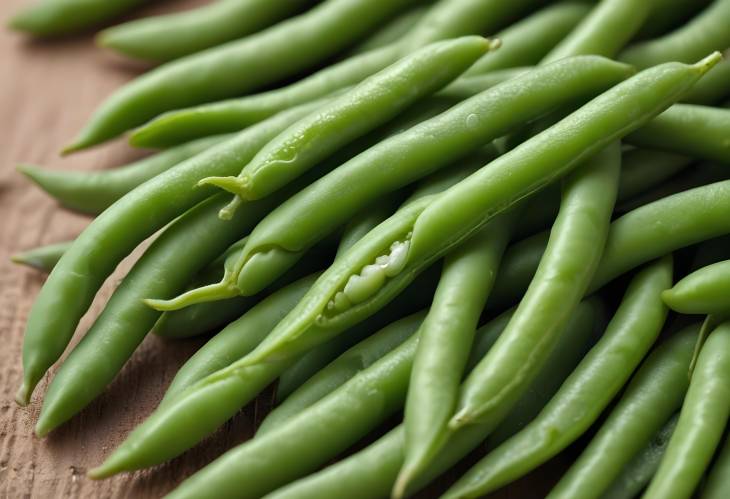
[0,2,569,497]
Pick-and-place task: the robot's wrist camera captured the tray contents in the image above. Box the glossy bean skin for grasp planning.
[237,58,715,370]
[11,241,72,273]
[450,144,621,430]
[159,56,633,309]
[444,257,673,498]
[626,104,730,165]
[201,37,493,205]
[620,0,730,69]
[542,0,653,63]
[15,100,322,407]
[98,0,315,62]
[549,326,697,499]
[643,321,730,499]
[663,259,730,316]
[19,135,229,215]
[64,0,417,152]
[257,312,425,435]
[703,433,730,499]
[395,217,514,496]
[263,301,601,499]
[8,0,145,37]
[130,45,401,149]
[464,1,590,75]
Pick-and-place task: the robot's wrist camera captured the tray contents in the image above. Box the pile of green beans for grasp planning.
[9,0,730,497]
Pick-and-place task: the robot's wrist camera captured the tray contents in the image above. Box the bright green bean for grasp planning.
[19,135,229,215]
[64,0,417,152]
[663,259,730,315]
[464,1,590,75]
[11,241,72,273]
[98,0,315,62]
[15,99,323,407]
[549,325,697,499]
[703,433,730,499]
[620,0,730,68]
[199,36,494,210]
[626,104,730,164]
[644,321,730,499]
[8,0,146,37]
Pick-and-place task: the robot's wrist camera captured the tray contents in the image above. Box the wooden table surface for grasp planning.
[0,3,568,497]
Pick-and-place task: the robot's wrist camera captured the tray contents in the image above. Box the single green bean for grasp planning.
[64,0,417,152]
[8,0,146,37]
[98,0,315,62]
[18,135,229,215]
[620,0,730,69]
[703,433,730,499]
[663,259,730,315]
[11,241,73,273]
[437,68,530,100]
[549,326,697,499]
[349,6,429,54]
[626,104,730,165]
[15,100,322,407]
[464,1,590,75]
[200,36,494,210]
[643,321,730,499]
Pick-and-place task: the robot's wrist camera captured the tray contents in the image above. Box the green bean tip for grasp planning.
[695,51,723,74]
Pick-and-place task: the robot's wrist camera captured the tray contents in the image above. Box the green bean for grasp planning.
[63,0,418,152]
[451,143,621,430]
[11,241,73,273]
[18,135,229,215]
[684,56,730,105]
[620,0,730,69]
[643,321,730,499]
[34,185,296,436]
[130,45,401,149]
[150,55,634,311]
[602,414,680,499]
[663,259,730,315]
[626,104,730,164]
[234,57,715,371]
[465,1,591,75]
[257,312,425,435]
[263,301,601,499]
[542,0,653,63]
[704,433,730,499]
[444,257,673,498]
[549,326,697,499]
[350,6,429,54]
[437,68,530,100]
[395,216,514,497]
[199,36,494,211]
[15,100,322,407]
[98,0,314,62]
[8,0,145,37]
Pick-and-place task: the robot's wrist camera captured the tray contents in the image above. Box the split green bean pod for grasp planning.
[703,432,730,499]
[662,259,730,315]
[643,320,730,499]
[153,55,634,311]
[19,134,229,215]
[98,0,315,62]
[11,241,72,273]
[200,36,494,211]
[450,143,620,431]
[64,0,417,152]
[8,0,145,37]
[15,100,322,407]
[549,325,698,499]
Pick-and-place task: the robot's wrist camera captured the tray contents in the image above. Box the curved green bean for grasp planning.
[98,0,314,62]
[643,320,730,499]
[703,433,730,499]
[64,0,417,152]
[19,135,229,215]
[15,100,322,407]
[549,325,697,499]
[620,0,730,68]
[626,104,730,164]
[663,259,730,315]
[199,36,494,210]
[11,241,72,273]
[8,0,145,37]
